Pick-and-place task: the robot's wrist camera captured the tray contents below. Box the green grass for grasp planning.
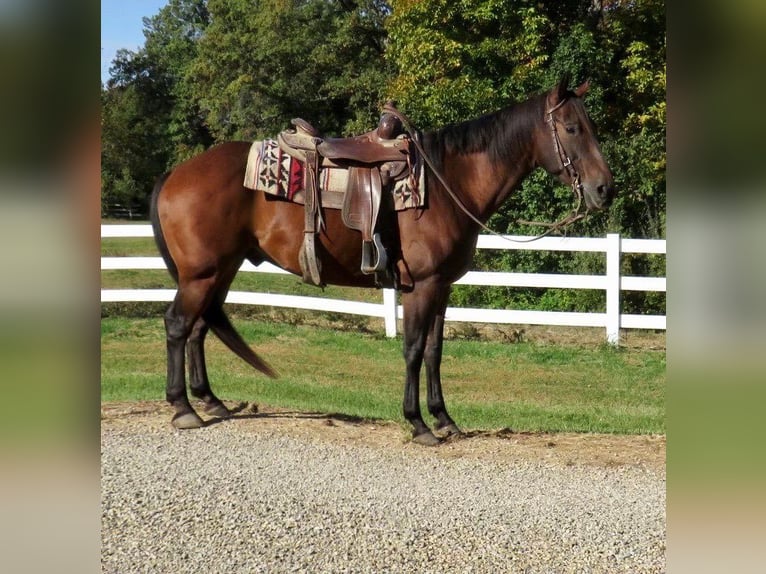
[100,237,158,256]
[101,317,665,434]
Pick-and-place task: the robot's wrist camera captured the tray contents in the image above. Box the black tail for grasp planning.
[204,305,278,379]
[149,172,178,282]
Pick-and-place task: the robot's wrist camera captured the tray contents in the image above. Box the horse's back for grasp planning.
[162,141,251,201]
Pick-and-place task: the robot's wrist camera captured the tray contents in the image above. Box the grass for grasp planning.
[101,317,665,434]
[101,227,666,434]
[100,237,158,256]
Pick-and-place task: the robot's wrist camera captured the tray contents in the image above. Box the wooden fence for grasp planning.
[101,225,665,344]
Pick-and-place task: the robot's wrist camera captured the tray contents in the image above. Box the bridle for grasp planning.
[511,99,589,235]
[546,98,584,201]
[383,99,589,243]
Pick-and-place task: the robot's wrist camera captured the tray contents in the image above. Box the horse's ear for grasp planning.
[574,80,590,98]
[551,74,571,106]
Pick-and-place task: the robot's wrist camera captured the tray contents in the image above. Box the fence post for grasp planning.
[605,233,621,345]
[383,288,398,337]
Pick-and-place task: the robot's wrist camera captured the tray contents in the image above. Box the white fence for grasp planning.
[101,225,666,344]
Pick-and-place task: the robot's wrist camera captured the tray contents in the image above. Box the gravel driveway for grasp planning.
[101,402,665,573]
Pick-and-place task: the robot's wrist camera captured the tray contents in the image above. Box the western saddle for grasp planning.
[277,102,415,287]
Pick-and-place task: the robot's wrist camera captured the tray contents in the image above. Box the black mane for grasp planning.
[424,93,545,168]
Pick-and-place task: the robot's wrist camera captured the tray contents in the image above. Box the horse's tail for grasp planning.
[203,305,278,379]
[149,172,178,282]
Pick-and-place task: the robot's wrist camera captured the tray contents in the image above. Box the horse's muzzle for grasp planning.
[584,182,616,211]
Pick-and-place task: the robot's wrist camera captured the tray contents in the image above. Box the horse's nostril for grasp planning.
[597,184,615,199]
[599,185,615,207]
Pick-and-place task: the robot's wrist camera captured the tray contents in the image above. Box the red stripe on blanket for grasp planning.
[288,155,303,200]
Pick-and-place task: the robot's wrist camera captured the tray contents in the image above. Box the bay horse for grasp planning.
[150,77,615,445]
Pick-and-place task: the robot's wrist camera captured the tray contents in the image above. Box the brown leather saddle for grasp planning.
[277,102,415,287]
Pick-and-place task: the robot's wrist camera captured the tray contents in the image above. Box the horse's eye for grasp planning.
[565,125,577,135]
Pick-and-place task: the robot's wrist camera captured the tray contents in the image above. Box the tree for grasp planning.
[385,0,665,313]
[101,0,211,216]
[142,0,213,162]
[386,0,553,127]
[189,0,393,140]
[101,54,174,216]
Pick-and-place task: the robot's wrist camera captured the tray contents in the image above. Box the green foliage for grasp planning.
[189,0,393,139]
[101,0,212,217]
[100,71,174,216]
[386,0,552,126]
[143,0,214,162]
[384,0,665,314]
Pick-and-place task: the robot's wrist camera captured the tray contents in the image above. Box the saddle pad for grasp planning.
[244,139,348,200]
[393,158,425,211]
[243,139,425,210]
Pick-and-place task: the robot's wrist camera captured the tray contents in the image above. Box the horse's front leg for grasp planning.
[424,287,462,438]
[401,279,448,446]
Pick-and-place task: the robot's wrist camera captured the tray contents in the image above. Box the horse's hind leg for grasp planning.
[164,301,203,429]
[164,277,218,429]
[186,315,231,418]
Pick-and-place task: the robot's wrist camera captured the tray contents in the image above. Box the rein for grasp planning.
[383,102,588,243]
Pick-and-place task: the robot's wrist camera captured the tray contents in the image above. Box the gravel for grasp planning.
[101,414,665,573]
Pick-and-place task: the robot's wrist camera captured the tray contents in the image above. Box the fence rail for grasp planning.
[101,225,666,344]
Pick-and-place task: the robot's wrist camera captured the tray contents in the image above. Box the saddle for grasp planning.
[277,102,415,287]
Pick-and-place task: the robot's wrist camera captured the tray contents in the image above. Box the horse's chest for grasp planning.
[399,232,476,283]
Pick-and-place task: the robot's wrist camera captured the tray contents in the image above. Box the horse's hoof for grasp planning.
[412,431,441,446]
[436,423,463,438]
[171,412,205,429]
[204,402,231,418]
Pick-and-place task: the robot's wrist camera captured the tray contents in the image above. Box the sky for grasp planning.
[101,0,168,83]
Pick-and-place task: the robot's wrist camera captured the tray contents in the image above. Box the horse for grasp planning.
[150,77,615,445]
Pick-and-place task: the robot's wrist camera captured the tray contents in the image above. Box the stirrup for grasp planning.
[361,233,388,275]
[299,236,323,286]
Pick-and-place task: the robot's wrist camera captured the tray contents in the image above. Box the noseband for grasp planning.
[545,98,584,206]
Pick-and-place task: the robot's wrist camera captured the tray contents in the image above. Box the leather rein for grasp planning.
[383,101,588,243]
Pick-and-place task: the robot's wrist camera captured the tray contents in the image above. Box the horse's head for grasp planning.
[537,77,615,211]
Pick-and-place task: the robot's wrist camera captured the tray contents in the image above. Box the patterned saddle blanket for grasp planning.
[243,138,424,211]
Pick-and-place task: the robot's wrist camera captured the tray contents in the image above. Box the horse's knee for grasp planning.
[164,307,188,341]
[423,341,442,365]
[403,340,425,367]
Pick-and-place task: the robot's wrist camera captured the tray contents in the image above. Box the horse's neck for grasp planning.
[430,102,541,225]
[446,148,535,225]
[480,157,535,221]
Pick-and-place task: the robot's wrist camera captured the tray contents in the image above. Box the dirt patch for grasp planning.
[101,401,665,473]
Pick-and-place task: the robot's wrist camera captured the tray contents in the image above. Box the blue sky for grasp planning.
[101,0,168,83]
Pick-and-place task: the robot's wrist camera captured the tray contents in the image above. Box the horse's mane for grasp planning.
[423,93,545,169]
